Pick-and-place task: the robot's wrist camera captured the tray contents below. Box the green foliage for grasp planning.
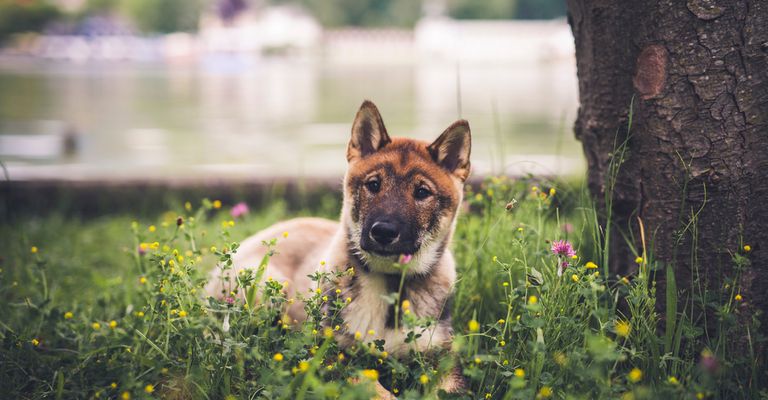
[0,178,763,399]
[123,0,201,33]
[0,0,60,43]
[283,0,421,28]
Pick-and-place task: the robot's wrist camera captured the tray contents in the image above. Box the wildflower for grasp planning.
[398,254,413,264]
[176,217,183,226]
[185,201,192,211]
[64,311,74,319]
[538,386,553,398]
[109,320,118,329]
[498,319,505,324]
[635,256,643,263]
[30,246,38,254]
[668,376,679,385]
[345,297,352,303]
[283,231,289,238]
[474,357,481,364]
[213,200,222,209]
[334,325,341,331]
[735,294,743,302]
[549,188,556,196]
[562,223,574,233]
[150,242,159,250]
[475,193,483,201]
[92,322,101,330]
[322,296,328,302]
[554,352,567,366]
[503,281,509,287]
[121,391,131,400]
[419,374,429,384]
[338,353,345,361]
[230,202,249,218]
[696,393,705,399]
[368,329,375,335]
[700,349,719,373]
[354,331,362,340]
[31,338,40,347]
[401,299,411,311]
[362,369,379,381]
[585,261,598,269]
[111,382,118,389]
[551,240,576,258]
[615,320,631,338]
[532,186,539,192]
[298,361,310,372]
[517,227,524,232]
[500,340,506,347]
[138,244,147,255]
[621,277,630,285]
[514,368,525,378]
[528,295,538,305]
[468,319,480,332]
[486,393,492,399]
[335,288,342,294]
[139,276,147,285]
[743,245,751,252]
[225,296,235,305]
[492,255,498,263]
[144,385,154,394]
[571,274,580,283]
[628,368,643,383]
[136,311,144,317]
[273,353,284,361]
[324,327,333,338]
[148,225,156,232]
[178,310,187,318]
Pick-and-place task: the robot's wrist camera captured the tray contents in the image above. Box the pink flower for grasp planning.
[561,223,574,233]
[551,240,576,258]
[225,296,235,305]
[230,202,249,218]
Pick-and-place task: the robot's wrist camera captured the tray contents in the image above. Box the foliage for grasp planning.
[0,177,764,399]
[122,0,202,33]
[0,0,60,43]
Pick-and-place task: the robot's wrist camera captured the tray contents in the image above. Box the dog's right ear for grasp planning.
[347,100,391,162]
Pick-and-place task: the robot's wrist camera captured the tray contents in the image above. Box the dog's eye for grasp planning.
[365,180,380,193]
[414,187,432,200]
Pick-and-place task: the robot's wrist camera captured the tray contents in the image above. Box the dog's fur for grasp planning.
[206,100,471,395]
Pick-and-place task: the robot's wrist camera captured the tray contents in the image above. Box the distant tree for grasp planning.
[124,0,202,33]
[0,0,60,43]
[290,0,422,28]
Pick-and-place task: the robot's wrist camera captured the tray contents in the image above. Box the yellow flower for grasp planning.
[178,310,188,318]
[571,254,578,260]
[538,386,553,398]
[185,201,192,211]
[144,385,154,394]
[503,281,509,287]
[517,227,524,232]
[554,352,567,366]
[668,376,679,385]
[64,311,74,319]
[354,331,362,340]
[31,338,40,346]
[298,361,310,372]
[615,320,631,338]
[635,256,643,263]
[549,188,556,196]
[322,296,328,302]
[628,368,643,383]
[514,368,525,378]
[498,319,505,324]
[368,329,375,335]
[585,261,598,269]
[139,276,148,285]
[273,353,284,361]
[213,200,222,209]
[419,374,429,384]
[474,357,481,364]
[468,319,480,332]
[571,274,580,283]
[338,353,345,361]
[121,391,131,400]
[485,393,492,399]
[492,255,498,263]
[621,277,630,285]
[109,320,118,329]
[148,225,156,232]
[532,186,539,192]
[696,393,705,399]
[743,245,751,252]
[381,351,389,358]
[92,322,101,330]
[111,382,118,389]
[528,295,538,305]
[345,297,352,303]
[335,289,342,294]
[324,327,334,338]
[500,340,506,347]
[283,231,289,238]
[30,246,38,254]
[136,311,145,318]
[735,294,743,301]
[361,369,379,381]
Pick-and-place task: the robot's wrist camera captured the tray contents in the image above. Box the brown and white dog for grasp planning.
[206,100,471,395]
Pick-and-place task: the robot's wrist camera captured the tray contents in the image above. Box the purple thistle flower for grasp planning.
[551,240,576,258]
[230,202,249,218]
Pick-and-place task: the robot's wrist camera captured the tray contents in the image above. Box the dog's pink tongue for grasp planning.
[398,253,413,264]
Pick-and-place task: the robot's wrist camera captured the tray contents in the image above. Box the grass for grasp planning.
[0,176,763,399]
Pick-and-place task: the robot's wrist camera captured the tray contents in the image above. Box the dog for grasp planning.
[206,100,471,396]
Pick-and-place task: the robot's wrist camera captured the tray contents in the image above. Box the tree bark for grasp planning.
[566,0,768,362]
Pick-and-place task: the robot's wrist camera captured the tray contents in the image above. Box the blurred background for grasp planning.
[0,0,580,183]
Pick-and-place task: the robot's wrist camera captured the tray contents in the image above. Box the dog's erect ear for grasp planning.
[347,100,391,162]
[428,120,472,181]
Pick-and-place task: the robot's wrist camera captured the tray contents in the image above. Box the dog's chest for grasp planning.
[340,273,391,336]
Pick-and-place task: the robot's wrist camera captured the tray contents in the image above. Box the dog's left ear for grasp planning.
[347,100,392,162]
[428,120,471,181]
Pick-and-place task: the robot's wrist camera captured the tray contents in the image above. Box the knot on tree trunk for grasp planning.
[633,44,668,100]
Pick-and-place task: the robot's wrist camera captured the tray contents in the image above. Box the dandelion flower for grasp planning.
[362,369,379,381]
[528,295,538,305]
[64,311,74,319]
[31,338,40,346]
[744,245,751,252]
[498,319,505,324]
[514,368,525,378]
[121,391,131,400]
[667,376,679,385]
[30,246,38,254]
[367,329,375,335]
[401,299,411,311]
[419,374,429,384]
[144,385,154,394]
[615,320,631,338]
[109,320,118,329]
[571,274,580,283]
[111,382,118,389]
[585,261,598,269]
[139,277,147,285]
[92,322,101,330]
[354,331,362,340]
[735,294,743,302]
[283,231,289,238]
[298,361,310,372]
[213,200,222,209]
[474,357,481,364]
[273,353,284,362]
[538,386,553,398]
[549,188,556,196]
[148,225,156,232]
[178,310,187,318]
[628,368,643,383]
[468,319,480,332]
[635,256,643,263]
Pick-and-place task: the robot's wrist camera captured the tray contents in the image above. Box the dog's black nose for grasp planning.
[370,221,399,245]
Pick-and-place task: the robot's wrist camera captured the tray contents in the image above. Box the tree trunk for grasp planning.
[566,0,768,358]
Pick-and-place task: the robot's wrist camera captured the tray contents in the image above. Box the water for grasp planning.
[0,55,582,181]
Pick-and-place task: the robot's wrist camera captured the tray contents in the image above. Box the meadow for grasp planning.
[0,176,762,399]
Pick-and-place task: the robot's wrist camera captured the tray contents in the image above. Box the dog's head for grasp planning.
[342,100,471,275]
